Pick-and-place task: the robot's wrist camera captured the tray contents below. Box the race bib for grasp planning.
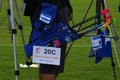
[32,46,61,65]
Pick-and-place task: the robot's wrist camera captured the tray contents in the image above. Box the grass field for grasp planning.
[0,0,120,80]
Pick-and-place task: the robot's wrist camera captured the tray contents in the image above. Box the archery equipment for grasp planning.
[25,21,79,57]
[89,0,120,80]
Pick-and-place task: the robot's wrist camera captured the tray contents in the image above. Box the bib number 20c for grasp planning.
[44,49,56,55]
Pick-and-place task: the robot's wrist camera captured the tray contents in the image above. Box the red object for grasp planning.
[104,16,111,20]
[53,40,61,47]
[101,9,109,15]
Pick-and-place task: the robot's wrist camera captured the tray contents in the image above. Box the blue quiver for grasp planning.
[25,21,79,57]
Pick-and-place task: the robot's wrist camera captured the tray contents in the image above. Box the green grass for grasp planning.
[0,0,120,80]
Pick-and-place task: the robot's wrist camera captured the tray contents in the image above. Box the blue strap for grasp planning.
[34,3,57,30]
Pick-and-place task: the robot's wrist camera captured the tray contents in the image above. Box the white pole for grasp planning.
[9,0,19,80]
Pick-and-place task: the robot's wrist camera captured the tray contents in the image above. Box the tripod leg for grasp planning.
[13,0,33,80]
[111,56,117,80]
[8,0,19,80]
[13,0,25,44]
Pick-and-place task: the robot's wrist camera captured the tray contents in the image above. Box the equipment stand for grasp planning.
[8,0,19,80]
[7,0,33,80]
[67,0,120,79]
[96,0,119,80]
